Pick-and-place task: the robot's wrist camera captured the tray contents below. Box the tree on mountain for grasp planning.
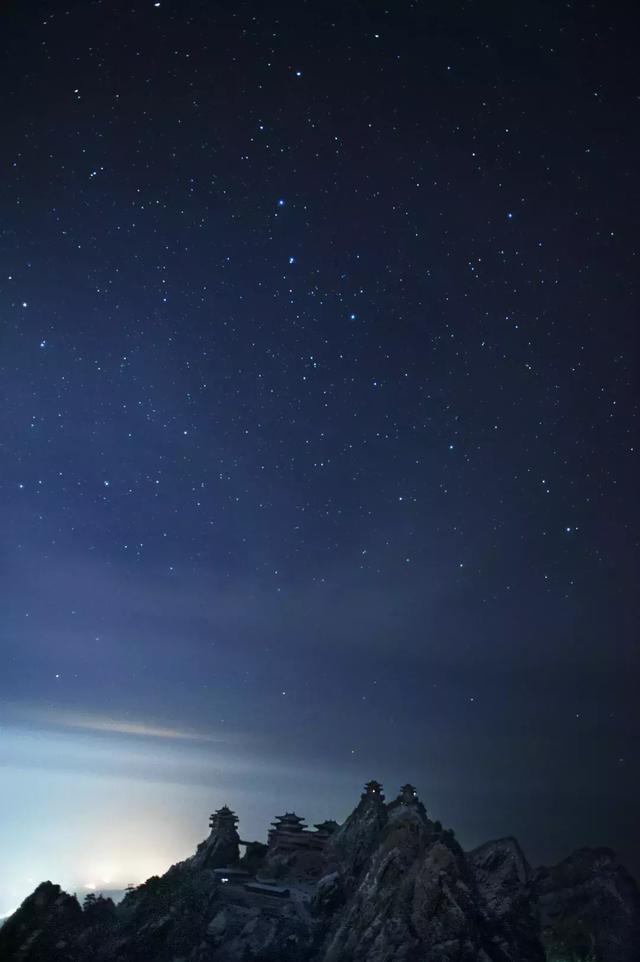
[82,893,116,925]
[82,892,97,911]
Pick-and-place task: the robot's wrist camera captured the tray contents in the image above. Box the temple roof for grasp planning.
[209,805,239,828]
[270,812,307,831]
[314,819,339,834]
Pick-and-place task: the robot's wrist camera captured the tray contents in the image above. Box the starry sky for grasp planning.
[1,0,638,915]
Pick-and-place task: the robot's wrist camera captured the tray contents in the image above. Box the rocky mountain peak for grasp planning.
[535,847,640,962]
[1,784,637,962]
[323,779,389,877]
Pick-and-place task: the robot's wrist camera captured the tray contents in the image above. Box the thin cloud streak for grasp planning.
[0,703,234,744]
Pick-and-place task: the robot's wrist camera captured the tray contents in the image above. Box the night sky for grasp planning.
[1,0,638,915]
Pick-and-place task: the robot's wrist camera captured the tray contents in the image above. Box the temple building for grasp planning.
[268,812,308,850]
[267,812,336,853]
[362,779,385,800]
[209,805,239,833]
[191,804,240,871]
[399,784,418,804]
[313,819,339,840]
[388,783,428,819]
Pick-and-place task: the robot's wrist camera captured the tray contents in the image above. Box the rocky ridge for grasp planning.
[0,781,638,962]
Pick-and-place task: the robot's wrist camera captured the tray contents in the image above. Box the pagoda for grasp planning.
[362,779,384,800]
[399,784,418,804]
[209,805,239,833]
[388,783,428,819]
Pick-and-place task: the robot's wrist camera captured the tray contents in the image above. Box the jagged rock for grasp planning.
[411,838,486,961]
[0,882,82,962]
[319,805,433,960]
[468,837,545,961]
[311,872,346,917]
[323,779,388,878]
[534,847,640,962]
[318,807,529,962]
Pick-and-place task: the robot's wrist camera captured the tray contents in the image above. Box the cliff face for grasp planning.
[316,804,544,962]
[1,786,638,962]
[318,806,486,962]
[323,784,388,879]
[468,837,545,962]
[534,848,640,962]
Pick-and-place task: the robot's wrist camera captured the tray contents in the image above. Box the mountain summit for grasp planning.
[1,781,638,962]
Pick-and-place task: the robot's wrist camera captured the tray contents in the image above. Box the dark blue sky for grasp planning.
[1,0,638,911]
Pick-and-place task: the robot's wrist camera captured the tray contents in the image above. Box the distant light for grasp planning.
[277,198,285,207]
[221,877,229,883]
[507,212,513,220]
[288,256,295,265]
[294,70,302,77]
